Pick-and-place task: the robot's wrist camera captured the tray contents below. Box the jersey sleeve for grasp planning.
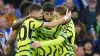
[30,20,44,29]
[13,18,23,24]
[40,36,64,47]
[40,32,67,47]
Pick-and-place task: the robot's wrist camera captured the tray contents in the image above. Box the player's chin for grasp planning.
[38,16,43,19]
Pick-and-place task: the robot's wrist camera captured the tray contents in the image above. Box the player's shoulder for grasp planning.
[25,18,42,24]
[13,18,23,24]
[26,18,37,21]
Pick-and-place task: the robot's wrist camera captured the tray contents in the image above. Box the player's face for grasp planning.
[43,11,54,21]
[31,9,43,19]
[53,11,62,20]
[36,9,43,19]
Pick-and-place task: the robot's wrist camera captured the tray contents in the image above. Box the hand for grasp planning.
[10,28,16,37]
[10,30,16,37]
[4,45,10,55]
[73,45,78,52]
[31,41,41,48]
[66,9,71,19]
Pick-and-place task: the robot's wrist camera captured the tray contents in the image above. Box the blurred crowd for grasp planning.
[0,0,100,56]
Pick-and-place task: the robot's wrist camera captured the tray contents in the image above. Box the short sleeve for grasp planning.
[13,18,23,24]
[30,20,44,29]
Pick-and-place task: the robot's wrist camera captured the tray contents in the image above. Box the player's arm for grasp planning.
[31,33,67,48]
[31,36,65,48]
[12,15,32,30]
[4,27,16,55]
[12,19,25,30]
[6,27,16,46]
[43,11,71,28]
[41,35,65,46]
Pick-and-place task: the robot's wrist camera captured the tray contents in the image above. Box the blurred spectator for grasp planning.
[97,0,100,8]
[0,30,4,38]
[3,4,16,27]
[54,0,64,7]
[93,12,100,53]
[92,12,100,39]
[74,0,84,11]
[84,41,94,56]
[0,15,9,49]
[80,0,99,33]
[93,52,100,56]
[71,9,88,45]
[32,0,44,5]
[95,38,100,53]
[82,0,88,8]
[90,12,100,51]
[75,21,88,45]
[0,0,4,14]
[64,0,79,12]
[0,42,4,56]
[75,45,85,56]
[14,8,22,19]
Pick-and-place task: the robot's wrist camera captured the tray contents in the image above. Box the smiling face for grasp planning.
[43,11,54,21]
[54,5,67,20]
[31,9,43,19]
[53,11,62,20]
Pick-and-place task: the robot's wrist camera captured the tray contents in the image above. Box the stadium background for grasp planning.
[0,0,100,56]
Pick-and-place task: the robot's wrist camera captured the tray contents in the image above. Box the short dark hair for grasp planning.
[19,1,32,16]
[55,5,66,15]
[30,4,42,13]
[43,2,54,12]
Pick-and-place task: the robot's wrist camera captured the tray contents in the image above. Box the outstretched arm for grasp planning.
[43,11,71,28]
[40,35,65,46]
[31,35,65,48]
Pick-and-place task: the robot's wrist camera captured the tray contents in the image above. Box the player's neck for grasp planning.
[43,17,51,22]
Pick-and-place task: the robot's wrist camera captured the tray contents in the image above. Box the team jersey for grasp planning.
[59,18,75,56]
[54,18,75,56]
[38,18,75,56]
[62,18,75,46]
[15,18,44,56]
[35,17,61,56]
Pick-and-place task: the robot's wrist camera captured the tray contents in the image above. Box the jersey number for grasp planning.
[19,25,27,41]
